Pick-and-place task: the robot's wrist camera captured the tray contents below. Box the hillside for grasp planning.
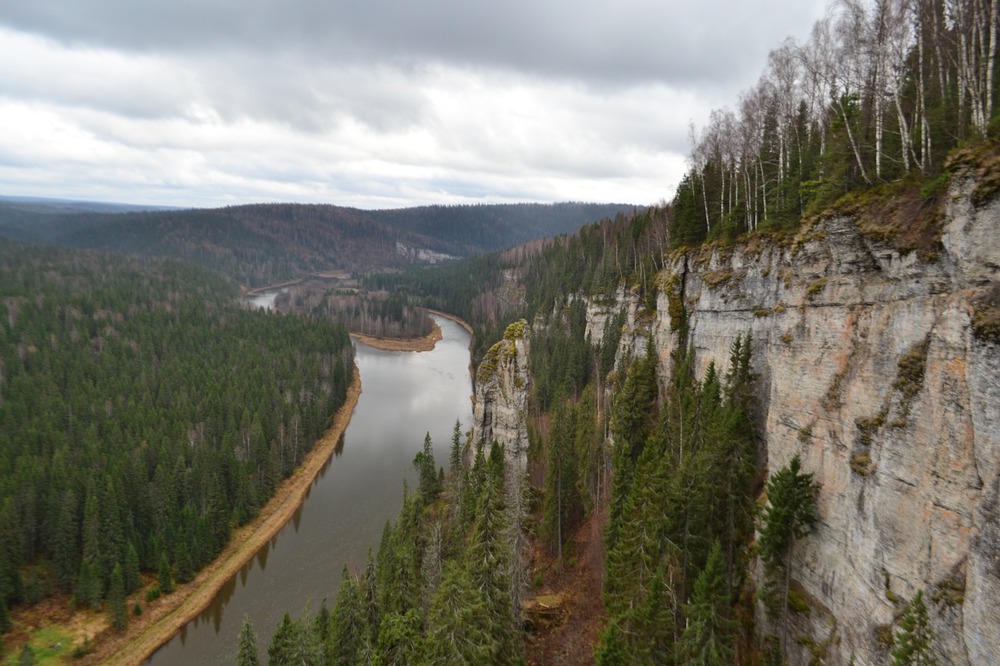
[0,200,633,288]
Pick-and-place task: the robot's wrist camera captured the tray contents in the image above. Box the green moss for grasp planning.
[664,271,686,333]
[931,574,966,608]
[892,339,929,422]
[503,319,526,340]
[875,624,895,650]
[855,411,886,447]
[702,269,735,289]
[781,333,794,345]
[882,569,901,605]
[806,277,827,301]
[787,586,811,616]
[798,423,814,444]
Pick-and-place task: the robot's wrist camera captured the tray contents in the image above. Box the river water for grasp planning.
[148,315,473,664]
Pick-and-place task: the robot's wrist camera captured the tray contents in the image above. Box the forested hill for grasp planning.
[0,200,634,288]
[0,241,354,640]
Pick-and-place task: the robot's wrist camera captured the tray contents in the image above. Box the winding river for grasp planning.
[148,315,473,664]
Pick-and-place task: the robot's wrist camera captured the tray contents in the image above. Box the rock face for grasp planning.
[471,320,531,466]
[641,174,1000,664]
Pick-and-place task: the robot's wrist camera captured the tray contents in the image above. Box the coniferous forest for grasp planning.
[0,242,353,635]
[249,1,1000,663]
[1,0,998,663]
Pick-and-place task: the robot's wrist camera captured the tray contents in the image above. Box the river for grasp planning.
[147,314,473,664]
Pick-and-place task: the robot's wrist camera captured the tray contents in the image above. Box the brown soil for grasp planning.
[5,368,363,666]
[524,506,609,666]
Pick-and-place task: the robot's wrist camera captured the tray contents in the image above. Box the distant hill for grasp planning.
[0,199,635,287]
[0,196,180,242]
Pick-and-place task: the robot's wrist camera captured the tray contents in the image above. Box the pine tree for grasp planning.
[677,541,735,665]
[891,590,937,666]
[236,615,261,666]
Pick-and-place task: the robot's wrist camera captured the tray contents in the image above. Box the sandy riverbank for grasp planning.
[351,320,443,352]
[350,311,472,353]
[74,368,362,666]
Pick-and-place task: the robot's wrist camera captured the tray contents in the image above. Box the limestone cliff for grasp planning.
[626,171,999,664]
[471,320,531,466]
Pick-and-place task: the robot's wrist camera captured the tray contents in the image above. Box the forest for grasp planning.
[0,202,630,289]
[0,242,354,653]
[670,0,1000,245]
[248,0,996,662]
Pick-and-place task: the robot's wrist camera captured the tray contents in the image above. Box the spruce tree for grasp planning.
[108,563,127,631]
[891,590,937,666]
[758,454,819,657]
[329,566,368,665]
[236,615,261,666]
[424,562,497,664]
[124,542,141,595]
[677,541,735,665]
[157,552,173,594]
[373,609,422,666]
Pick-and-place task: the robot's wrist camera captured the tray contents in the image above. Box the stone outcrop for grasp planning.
[641,172,1000,664]
[468,167,997,664]
[471,320,530,466]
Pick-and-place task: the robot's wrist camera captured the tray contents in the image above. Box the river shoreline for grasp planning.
[350,311,473,353]
[76,368,363,666]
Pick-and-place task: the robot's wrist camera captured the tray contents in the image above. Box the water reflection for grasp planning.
[148,316,472,664]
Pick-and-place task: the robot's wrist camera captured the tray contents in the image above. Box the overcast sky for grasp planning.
[0,1,828,209]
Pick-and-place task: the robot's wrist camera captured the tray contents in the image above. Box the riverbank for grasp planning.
[351,320,443,352]
[350,311,472,353]
[67,368,363,666]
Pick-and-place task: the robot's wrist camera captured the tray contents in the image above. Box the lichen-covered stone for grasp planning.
[471,319,530,466]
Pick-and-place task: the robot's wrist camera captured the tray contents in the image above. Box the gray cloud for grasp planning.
[2,1,827,88]
[0,1,829,208]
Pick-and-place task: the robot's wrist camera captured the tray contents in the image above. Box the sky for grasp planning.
[0,1,829,210]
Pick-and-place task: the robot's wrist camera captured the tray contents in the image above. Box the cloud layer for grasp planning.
[0,1,828,208]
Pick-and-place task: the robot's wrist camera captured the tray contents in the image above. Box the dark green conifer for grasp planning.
[678,541,735,665]
[891,590,937,666]
[108,563,127,631]
[235,615,260,666]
